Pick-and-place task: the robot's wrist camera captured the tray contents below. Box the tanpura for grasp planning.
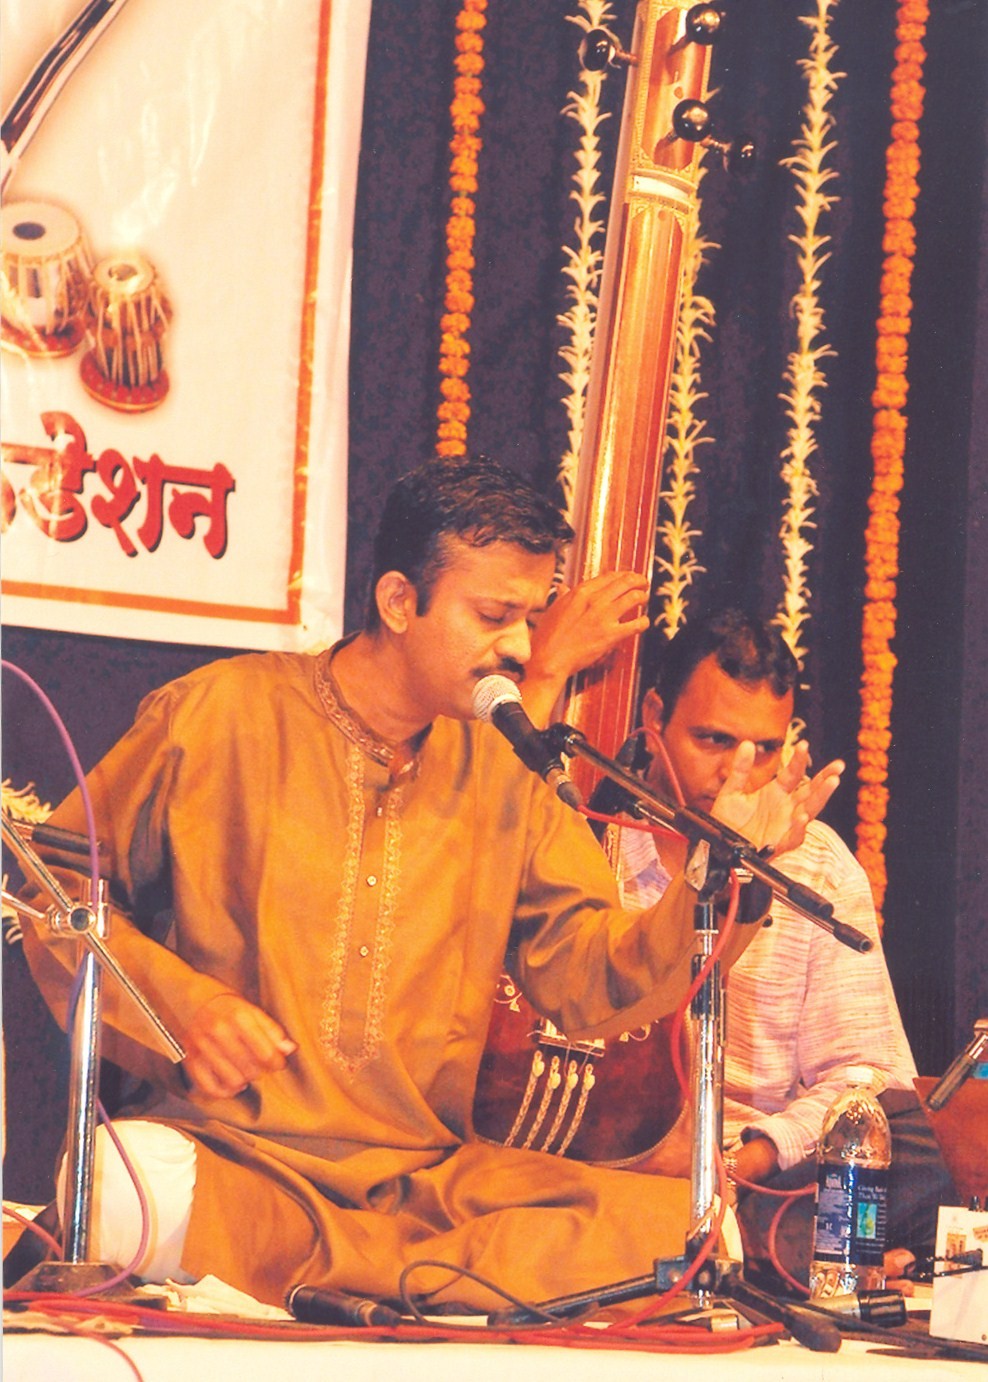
[473,1,739,1165]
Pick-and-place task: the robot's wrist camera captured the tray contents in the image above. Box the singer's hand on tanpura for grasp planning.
[710,740,844,859]
[524,571,650,724]
[181,992,297,1099]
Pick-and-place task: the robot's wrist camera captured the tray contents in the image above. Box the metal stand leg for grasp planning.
[14,877,129,1294]
[61,876,106,1265]
[646,860,740,1313]
[3,812,184,1296]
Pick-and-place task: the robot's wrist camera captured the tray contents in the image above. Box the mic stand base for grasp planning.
[488,1256,842,1351]
[8,1257,169,1309]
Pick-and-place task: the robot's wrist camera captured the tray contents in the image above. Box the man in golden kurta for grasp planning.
[20,456,842,1312]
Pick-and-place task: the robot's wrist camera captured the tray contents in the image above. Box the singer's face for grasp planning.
[643,657,793,811]
[402,538,557,721]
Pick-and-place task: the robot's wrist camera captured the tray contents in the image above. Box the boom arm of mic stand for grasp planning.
[2,812,185,1063]
[546,724,872,954]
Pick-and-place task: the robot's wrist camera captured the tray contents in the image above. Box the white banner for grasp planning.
[0,0,370,649]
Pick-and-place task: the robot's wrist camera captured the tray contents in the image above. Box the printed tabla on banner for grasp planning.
[1,0,370,650]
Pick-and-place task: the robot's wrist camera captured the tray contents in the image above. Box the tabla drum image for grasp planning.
[80,251,173,412]
[1,200,92,357]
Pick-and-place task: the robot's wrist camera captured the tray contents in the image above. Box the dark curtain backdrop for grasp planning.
[3,0,987,1202]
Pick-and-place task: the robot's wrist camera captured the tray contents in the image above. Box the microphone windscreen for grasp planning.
[472,674,521,723]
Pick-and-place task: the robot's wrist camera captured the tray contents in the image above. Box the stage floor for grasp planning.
[4,1320,986,1382]
[4,1288,987,1382]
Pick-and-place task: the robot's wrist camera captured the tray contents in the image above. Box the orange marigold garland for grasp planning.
[856,0,928,918]
[436,0,487,457]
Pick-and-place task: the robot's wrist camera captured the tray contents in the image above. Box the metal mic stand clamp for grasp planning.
[2,811,185,1294]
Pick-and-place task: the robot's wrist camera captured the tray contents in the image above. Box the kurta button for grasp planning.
[366,874,378,886]
[359,945,370,958]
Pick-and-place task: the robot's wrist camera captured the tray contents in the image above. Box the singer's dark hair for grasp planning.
[645,608,800,724]
[366,455,573,630]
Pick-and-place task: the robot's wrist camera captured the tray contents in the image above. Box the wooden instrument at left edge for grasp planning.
[473,2,724,1166]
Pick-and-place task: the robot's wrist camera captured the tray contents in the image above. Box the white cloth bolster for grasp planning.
[57,1120,197,1283]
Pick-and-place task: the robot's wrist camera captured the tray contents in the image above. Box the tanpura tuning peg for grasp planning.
[685,4,726,45]
[672,98,756,175]
[578,27,637,72]
[673,99,715,142]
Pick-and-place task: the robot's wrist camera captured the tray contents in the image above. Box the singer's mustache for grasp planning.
[474,660,526,683]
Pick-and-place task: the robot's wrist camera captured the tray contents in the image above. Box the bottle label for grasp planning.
[813,1163,888,1267]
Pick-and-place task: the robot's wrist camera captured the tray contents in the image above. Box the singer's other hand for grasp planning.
[711,740,844,858]
[524,571,650,723]
[182,992,297,1099]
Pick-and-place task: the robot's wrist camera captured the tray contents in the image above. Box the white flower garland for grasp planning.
[653,160,716,638]
[556,1,616,518]
[775,0,843,662]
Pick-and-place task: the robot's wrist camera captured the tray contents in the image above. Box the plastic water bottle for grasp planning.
[809,1066,891,1299]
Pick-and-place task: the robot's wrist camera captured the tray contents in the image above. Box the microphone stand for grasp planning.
[489,725,873,1350]
[2,811,185,1294]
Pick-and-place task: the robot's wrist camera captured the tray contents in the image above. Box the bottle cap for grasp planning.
[845,1065,877,1087]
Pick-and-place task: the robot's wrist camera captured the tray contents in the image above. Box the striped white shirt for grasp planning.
[617,820,918,1170]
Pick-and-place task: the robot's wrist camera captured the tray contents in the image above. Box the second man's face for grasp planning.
[644,655,794,810]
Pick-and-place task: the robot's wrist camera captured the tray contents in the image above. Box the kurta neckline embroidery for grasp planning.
[314,644,425,783]
[317,658,406,1074]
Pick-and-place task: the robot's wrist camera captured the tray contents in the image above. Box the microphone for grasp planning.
[808,1289,906,1327]
[287,1283,404,1327]
[926,1018,988,1110]
[472,674,583,809]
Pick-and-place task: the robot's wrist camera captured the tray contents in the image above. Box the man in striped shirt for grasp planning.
[607,608,953,1285]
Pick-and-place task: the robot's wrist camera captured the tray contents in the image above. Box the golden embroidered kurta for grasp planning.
[24,650,747,1309]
